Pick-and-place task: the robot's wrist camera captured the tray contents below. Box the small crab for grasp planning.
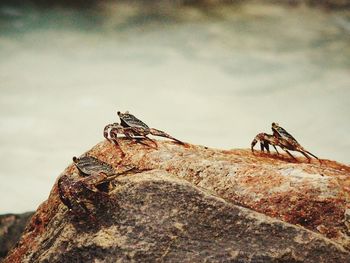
[104,111,184,151]
[251,123,320,162]
[58,156,134,218]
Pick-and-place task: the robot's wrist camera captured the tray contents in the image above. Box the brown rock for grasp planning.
[4,139,350,262]
[0,212,34,260]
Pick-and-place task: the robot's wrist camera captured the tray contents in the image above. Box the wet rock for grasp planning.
[0,212,34,260]
[4,139,350,262]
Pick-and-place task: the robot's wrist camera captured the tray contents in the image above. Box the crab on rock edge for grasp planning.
[104,111,184,151]
[58,156,135,217]
[251,123,320,162]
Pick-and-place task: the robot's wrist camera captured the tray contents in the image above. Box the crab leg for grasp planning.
[265,143,280,155]
[299,150,321,163]
[112,138,126,157]
[300,151,312,162]
[79,172,108,192]
[264,142,270,153]
[58,175,90,215]
[149,128,184,144]
[123,127,158,148]
[104,124,124,152]
[260,142,265,152]
[101,166,136,183]
[284,149,298,161]
[58,175,74,210]
[305,150,320,161]
[108,130,126,157]
[251,136,270,153]
[295,145,321,163]
[272,145,280,154]
[141,135,158,148]
[250,138,258,153]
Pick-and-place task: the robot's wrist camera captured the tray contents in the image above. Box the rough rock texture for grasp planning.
[5,139,350,262]
[0,212,34,261]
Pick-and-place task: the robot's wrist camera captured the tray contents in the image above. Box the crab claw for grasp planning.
[251,138,258,153]
[103,123,126,158]
[58,175,74,210]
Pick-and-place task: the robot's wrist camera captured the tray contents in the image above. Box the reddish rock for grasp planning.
[4,139,350,262]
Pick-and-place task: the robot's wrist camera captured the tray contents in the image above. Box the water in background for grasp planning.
[0,2,349,213]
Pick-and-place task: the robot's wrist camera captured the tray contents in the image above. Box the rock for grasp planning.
[4,139,350,262]
[0,212,34,260]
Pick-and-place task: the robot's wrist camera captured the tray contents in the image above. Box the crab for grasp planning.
[251,123,320,162]
[58,156,135,218]
[104,111,184,151]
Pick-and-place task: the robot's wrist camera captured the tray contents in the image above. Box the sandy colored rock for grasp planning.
[4,139,350,262]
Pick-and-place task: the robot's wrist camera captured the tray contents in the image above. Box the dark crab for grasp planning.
[104,111,184,151]
[251,123,320,162]
[58,156,135,218]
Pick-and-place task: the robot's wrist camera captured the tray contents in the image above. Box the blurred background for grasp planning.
[0,0,349,213]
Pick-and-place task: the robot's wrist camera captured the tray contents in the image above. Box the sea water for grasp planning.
[0,2,349,212]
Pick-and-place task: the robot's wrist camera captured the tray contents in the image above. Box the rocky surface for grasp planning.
[4,139,350,262]
[0,212,34,261]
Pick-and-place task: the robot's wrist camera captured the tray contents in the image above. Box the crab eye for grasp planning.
[117,111,121,116]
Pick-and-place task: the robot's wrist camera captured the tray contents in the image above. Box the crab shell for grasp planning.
[272,123,298,143]
[117,111,150,130]
[72,156,115,177]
